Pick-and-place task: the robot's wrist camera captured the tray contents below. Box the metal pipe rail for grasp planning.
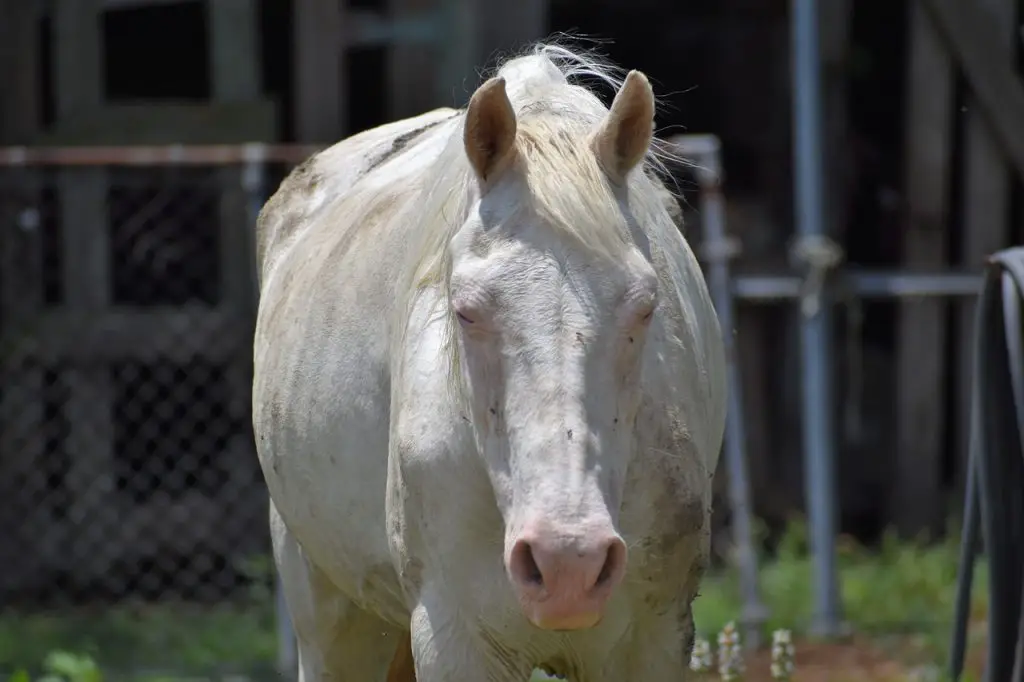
[668,131,985,644]
[733,270,982,301]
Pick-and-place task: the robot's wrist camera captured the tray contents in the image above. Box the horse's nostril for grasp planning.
[595,553,613,586]
[510,540,544,587]
[594,539,624,587]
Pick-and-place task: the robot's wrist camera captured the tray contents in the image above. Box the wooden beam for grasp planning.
[386,0,437,121]
[0,307,249,364]
[102,0,190,7]
[208,0,261,102]
[13,461,268,589]
[208,0,265,433]
[53,0,117,583]
[0,0,41,143]
[0,1,46,597]
[921,0,1024,183]
[54,0,103,119]
[34,100,278,145]
[293,0,344,142]
[953,0,1015,516]
[894,0,955,539]
[435,0,478,107]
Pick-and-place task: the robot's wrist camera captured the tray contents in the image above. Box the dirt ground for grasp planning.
[698,635,986,681]
[742,638,913,681]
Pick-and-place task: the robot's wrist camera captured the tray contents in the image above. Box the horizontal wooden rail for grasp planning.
[0,143,327,167]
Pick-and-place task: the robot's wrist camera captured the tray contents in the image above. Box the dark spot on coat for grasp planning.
[365,116,451,173]
[567,429,573,440]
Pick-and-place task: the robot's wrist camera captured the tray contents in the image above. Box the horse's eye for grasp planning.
[456,311,475,325]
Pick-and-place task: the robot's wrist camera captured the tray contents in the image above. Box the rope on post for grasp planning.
[789,234,844,319]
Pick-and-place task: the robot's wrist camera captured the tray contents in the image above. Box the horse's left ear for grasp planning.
[464,76,517,183]
[593,70,655,184]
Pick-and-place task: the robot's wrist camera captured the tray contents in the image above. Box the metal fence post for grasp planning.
[686,135,770,649]
[790,0,843,637]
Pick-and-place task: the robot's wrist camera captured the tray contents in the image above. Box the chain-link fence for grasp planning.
[0,145,316,679]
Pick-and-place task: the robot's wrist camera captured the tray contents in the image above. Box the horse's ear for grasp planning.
[464,76,517,182]
[593,70,655,183]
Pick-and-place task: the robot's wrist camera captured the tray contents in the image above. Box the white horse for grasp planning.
[252,43,727,682]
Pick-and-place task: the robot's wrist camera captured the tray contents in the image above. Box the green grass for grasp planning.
[1,519,988,680]
[0,601,277,679]
[692,519,988,670]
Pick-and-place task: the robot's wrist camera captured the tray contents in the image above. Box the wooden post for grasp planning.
[953,0,1015,506]
[435,0,477,108]
[0,0,41,143]
[893,0,954,539]
[0,0,48,595]
[208,0,267,548]
[53,0,118,582]
[386,0,437,120]
[293,0,345,142]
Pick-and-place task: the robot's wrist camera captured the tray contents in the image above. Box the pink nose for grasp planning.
[506,527,627,631]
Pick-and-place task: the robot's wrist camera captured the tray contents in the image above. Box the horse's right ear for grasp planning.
[464,77,517,182]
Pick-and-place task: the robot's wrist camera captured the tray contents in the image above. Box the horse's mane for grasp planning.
[393,40,684,397]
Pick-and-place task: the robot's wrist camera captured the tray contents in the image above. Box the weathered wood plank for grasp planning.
[16,447,267,585]
[208,0,261,103]
[58,169,119,583]
[386,0,437,121]
[894,0,955,539]
[0,307,248,364]
[954,0,1015,511]
[921,0,1024,183]
[33,101,278,146]
[209,0,265,446]
[0,1,49,596]
[0,0,41,144]
[435,0,478,107]
[53,0,119,583]
[293,0,344,142]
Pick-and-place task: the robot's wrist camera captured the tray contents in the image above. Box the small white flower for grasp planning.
[716,622,744,680]
[769,629,795,680]
[689,636,713,673]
